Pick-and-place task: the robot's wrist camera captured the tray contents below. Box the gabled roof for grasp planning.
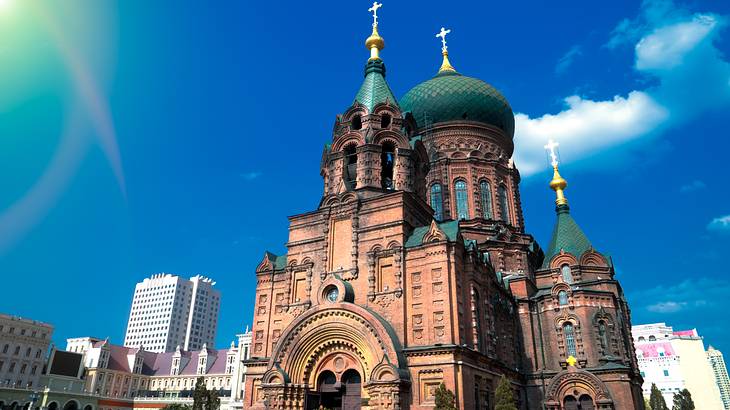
[405,220,460,248]
[542,205,596,268]
[354,59,399,112]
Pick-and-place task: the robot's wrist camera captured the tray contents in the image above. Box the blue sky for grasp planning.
[1,0,729,355]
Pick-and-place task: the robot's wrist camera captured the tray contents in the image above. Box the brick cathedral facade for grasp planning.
[243,14,644,410]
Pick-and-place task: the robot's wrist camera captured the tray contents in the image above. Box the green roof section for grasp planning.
[399,71,515,137]
[354,59,399,112]
[264,251,288,270]
[405,220,460,248]
[542,205,596,268]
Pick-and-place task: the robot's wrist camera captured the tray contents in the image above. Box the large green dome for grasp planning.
[399,71,515,138]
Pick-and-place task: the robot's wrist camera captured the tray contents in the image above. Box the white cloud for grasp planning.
[240,171,262,181]
[513,1,730,176]
[514,92,668,175]
[636,14,718,71]
[707,215,730,232]
[555,45,582,74]
[679,180,705,193]
[647,301,687,313]
[629,277,730,316]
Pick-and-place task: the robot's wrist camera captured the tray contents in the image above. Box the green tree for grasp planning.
[645,397,652,410]
[192,377,208,410]
[434,383,457,410]
[495,375,517,410]
[161,405,191,410]
[672,389,694,410]
[649,383,668,410]
[206,388,220,410]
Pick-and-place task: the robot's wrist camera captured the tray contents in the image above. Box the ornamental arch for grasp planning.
[544,369,614,410]
[257,303,408,409]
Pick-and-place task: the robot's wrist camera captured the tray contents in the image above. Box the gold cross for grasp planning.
[566,355,577,367]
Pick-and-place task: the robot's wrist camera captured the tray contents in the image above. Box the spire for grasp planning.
[435,27,457,74]
[365,2,384,61]
[353,2,398,111]
[541,139,596,268]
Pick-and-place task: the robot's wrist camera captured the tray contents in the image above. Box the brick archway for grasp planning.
[257,303,408,409]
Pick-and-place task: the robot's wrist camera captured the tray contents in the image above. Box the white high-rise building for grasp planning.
[708,346,730,410]
[124,273,221,353]
[633,322,725,409]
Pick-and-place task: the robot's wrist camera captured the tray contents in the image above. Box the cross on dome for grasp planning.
[368,2,383,27]
[544,139,560,167]
[436,27,451,52]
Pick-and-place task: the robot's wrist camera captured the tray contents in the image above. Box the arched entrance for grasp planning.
[563,394,595,410]
[312,369,362,410]
[63,401,79,410]
[47,402,59,410]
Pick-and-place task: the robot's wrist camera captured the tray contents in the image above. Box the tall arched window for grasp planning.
[455,180,469,220]
[430,184,443,221]
[343,145,357,190]
[380,142,395,190]
[498,185,510,223]
[561,265,573,284]
[479,180,493,219]
[558,290,568,306]
[598,321,609,351]
[564,323,577,356]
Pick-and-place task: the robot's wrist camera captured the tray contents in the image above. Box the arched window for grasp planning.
[13,346,20,355]
[25,347,31,357]
[343,145,357,190]
[350,115,362,130]
[454,180,469,220]
[564,323,577,357]
[430,184,443,221]
[479,180,493,219]
[498,185,510,223]
[380,113,391,129]
[638,336,645,342]
[649,335,656,341]
[598,321,609,351]
[561,264,573,284]
[558,290,568,306]
[381,142,395,190]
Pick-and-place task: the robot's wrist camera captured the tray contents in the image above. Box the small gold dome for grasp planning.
[365,26,384,60]
[549,166,569,206]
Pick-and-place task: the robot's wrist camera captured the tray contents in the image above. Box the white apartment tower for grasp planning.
[124,274,221,353]
[708,346,730,410]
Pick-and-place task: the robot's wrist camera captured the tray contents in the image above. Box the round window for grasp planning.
[325,286,339,303]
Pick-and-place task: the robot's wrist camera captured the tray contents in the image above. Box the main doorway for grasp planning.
[307,369,362,410]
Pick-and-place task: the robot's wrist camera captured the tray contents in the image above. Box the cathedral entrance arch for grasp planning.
[258,303,408,409]
[544,369,612,410]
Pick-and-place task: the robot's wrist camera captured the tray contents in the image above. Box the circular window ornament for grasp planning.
[325,286,339,303]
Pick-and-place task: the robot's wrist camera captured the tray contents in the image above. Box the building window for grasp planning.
[498,185,510,223]
[663,370,669,377]
[564,323,577,357]
[649,335,656,341]
[479,180,493,219]
[343,145,358,190]
[638,336,645,342]
[640,371,645,378]
[561,265,573,284]
[454,180,469,220]
[558,290,568,306]
[430,184,443,221]
[380,142,395,190]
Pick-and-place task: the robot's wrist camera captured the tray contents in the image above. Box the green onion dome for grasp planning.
[399,70,515,138]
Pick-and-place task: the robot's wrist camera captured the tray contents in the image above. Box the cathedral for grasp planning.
[243,5,644,410]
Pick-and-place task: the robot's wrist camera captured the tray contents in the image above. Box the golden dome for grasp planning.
[549,165,569,206]
[365,25,385,60]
